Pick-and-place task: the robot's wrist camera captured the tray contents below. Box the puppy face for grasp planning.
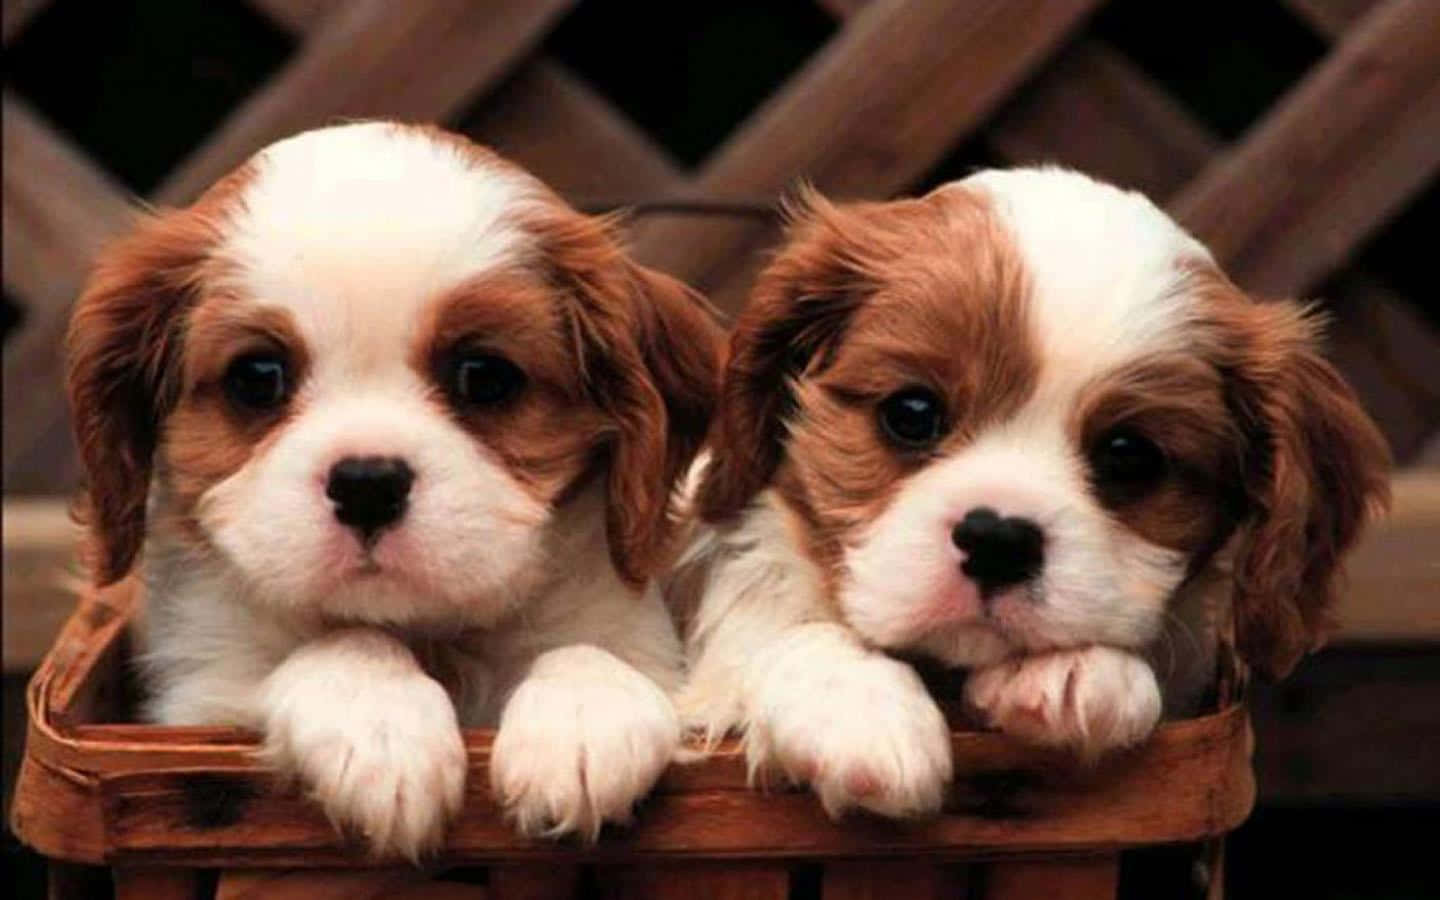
[699,168,1389,677]
[68,122,720,627]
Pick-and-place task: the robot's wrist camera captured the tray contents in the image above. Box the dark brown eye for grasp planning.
[878,386,946,449]
[451,352,525,407]
[223,353,289,411]
[1090,427,1167,496]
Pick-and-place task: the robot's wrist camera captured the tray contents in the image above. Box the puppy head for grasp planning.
[699,168,1388,677]
[67,122,720,625]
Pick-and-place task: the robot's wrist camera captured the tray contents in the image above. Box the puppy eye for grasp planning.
[223,353,289,411]
[1090,427,1167,491]
[451,352,526,407]
[878,386,946,449]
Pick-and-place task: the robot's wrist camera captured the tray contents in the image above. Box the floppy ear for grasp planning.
[694,188,869,522]
[1218,298,1390,678]
[66,210,217,584]
[604,261,725,582]
[536,207,724,583]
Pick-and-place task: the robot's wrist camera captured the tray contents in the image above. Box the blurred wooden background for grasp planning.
[2,0,1438,894]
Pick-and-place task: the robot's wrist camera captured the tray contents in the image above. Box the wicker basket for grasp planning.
[12,578,1254,899]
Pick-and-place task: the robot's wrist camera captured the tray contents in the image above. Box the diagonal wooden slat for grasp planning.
[985,40,1218,201]
[156,0,576,207]
[970,0,1437,460]
[1282,0,1379,37]
[464,59,686,202]
[249,0,686,210]
[628,0,1101,294]
[246,0,338,34]
[2,93,139,492]
[1170,0,1440,297]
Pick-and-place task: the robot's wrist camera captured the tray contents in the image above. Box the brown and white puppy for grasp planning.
[66,122,721,858]
[672,167,1389,819]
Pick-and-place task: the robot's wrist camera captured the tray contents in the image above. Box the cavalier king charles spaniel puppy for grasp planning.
[65,122,721,858]
[672,167,1389,820]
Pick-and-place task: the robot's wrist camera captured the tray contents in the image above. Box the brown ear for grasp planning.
[1219,298,1391,678]
[65,210,217,584]
[695,188,871,522]
[605,261,725,581]
[536,207,724,583]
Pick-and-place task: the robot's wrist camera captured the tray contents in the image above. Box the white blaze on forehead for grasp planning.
[958,167,1211,394]
[217,122,539,370]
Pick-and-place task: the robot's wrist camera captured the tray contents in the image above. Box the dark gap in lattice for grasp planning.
[1345,183,1440,330]
[1,290,24,343]
[540,0,837,167]
[907,134,1008,196]
[4,0,294,195]
[1090,0,1326,141]
[1117,842,1212,900]
[1312,184,1440,462]
[1227,797,1438,896]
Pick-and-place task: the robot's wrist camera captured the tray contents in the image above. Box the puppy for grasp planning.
[672,168,1389,820]
[65,122,722,858]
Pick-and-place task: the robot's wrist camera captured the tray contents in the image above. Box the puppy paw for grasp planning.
[260,631,467,861]
[745,635,952,819]
[490,645,680,841]
[965,645,1161,758]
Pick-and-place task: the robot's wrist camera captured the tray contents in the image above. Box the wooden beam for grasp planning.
[1282,0,1379,38]
[1170,0,1440,297]
[1,0,49,44]
[155,0,576,206]
[1,496,80,673]
[1322,274,1440,462]
[1335,467,1440,644]
[248,0,685,209]
[245,0,341,34]
[628,0,1101,294]
[981,857,1119,900]
[985,40,1218,201]
[5,463,1435,674]
[2,94,138,493]
[464,60,686,202]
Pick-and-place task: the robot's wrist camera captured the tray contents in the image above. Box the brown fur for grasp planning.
[521,203,725,584]
[697,184,1036,567]
[416,271,612,505]
[1188,265,1391,677]
[156,302,310,546]
[67,126,723,591]
[66,166,254,584]
[1072,354,1246,554]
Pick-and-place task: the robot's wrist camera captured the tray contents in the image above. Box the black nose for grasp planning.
[325,456,414,540]
[951,507,1044,594]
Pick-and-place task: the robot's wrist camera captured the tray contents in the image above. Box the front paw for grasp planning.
[490,645,680,841]
[260,637,467,860]
[964,646,1161,758]
[746,639,952,819]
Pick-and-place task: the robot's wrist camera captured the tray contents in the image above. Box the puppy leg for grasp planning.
[740,623,953,819]
[489,644,680,840]
[259,628,466,861]
[964,645,1162,759]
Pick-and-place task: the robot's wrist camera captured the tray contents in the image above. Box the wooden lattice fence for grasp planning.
[3,3,1440,895]
[4,0,1440,499]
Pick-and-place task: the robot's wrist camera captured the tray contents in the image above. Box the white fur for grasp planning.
[965,646,1162,758]
[677,168,1226,792]
[673,502,951,818]
[138,124,684,858]
[258,628,467,861]
[490,644,680,839]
